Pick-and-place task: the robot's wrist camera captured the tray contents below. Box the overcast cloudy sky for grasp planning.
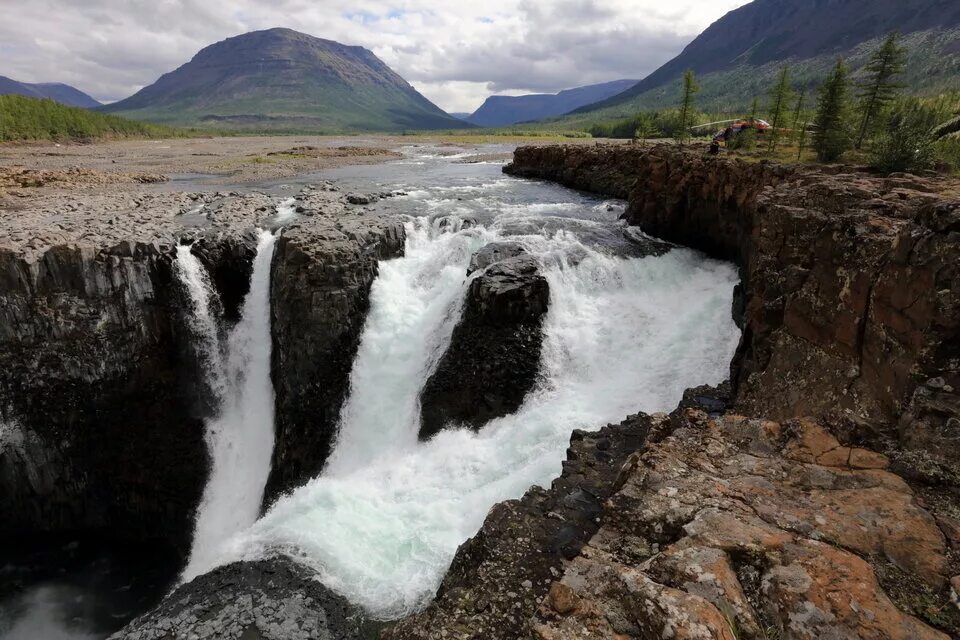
[1,0,751,113]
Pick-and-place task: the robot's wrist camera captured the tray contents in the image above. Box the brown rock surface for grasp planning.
[531,411,956,639]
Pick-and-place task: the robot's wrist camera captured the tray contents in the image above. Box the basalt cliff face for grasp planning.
[505,145,960,483]
[0,187,404,553]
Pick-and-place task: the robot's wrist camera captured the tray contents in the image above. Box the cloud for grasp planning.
[0,0,750,112]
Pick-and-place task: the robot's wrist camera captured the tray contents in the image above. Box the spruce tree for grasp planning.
[767,66,794,152]
[856,33,907,149]
[813,58,852,162]
[792,87,808,159]
[676,70,699,146]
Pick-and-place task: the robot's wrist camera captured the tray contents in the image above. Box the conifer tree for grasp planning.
[813,58,853,162]
[675,70,699,146]
[856,33,907,149]
[792,86,808,159]
[767,66,794,152]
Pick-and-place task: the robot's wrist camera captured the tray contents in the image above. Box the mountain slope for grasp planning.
[466,80,639,127]
[0,76,101,108]
[570,0,960,118]
[102,28,469,132]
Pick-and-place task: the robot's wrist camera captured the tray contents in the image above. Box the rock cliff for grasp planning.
[0,187,404,553]
[266,188,405,500]
[505,144,960,482]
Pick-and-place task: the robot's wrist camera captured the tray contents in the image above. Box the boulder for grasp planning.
[111,558,362,640]
[418,252,548,439]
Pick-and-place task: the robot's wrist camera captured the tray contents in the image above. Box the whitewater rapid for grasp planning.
[199,203,740,618]
[178,229,279,582]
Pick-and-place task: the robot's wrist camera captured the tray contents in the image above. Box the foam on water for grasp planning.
[208,213,740,618]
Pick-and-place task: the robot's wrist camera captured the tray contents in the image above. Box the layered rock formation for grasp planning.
[0,187,404,553]
[506,145,960,482]
[266,188,404,499]
[419,243,548,439]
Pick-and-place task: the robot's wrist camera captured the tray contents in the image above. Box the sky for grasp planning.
[0,0,751,113]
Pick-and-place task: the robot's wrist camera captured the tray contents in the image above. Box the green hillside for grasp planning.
[544,27,960,131]
[0,94,182,141]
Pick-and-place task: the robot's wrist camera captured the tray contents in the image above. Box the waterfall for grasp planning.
[174,244,226,400]
[177,229,279,582]
[222,218,741,618]
[324,217,497,474]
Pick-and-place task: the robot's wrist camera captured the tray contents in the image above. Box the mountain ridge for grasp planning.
[571,0,960,117]
[101,28,469,132]
[0,76,101,108]
[466,79,638,127]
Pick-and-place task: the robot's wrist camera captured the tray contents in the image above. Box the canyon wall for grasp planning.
[505,145,960,480]
[266,190,405,500]
[0,188,405,552]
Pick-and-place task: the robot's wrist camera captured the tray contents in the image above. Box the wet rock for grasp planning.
[111,557,362,640]
[418,253,548,439]
[385,414,652,640]
[466,241,525,275]
[346,193,378,205]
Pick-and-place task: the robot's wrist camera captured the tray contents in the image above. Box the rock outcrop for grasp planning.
[506,144,960,481]
[265,189,405,500]
[418,245,548,439]
[531,410,957,639]
[112,557,363,640]
[391,407,960,639]
[0,187,405,552]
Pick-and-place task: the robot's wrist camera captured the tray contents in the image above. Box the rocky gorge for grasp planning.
[388,144,960,639]
[1,141,958,640]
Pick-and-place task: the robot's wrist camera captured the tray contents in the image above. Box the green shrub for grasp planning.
[869,98,942,173]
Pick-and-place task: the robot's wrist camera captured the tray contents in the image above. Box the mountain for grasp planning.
[101,28,469,132]
[466,80,639,127]
[0,75,101,108]
[568,0,960,120]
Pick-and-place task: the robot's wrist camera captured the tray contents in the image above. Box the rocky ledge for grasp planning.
[0,186,403,551]
[391,405,960,639]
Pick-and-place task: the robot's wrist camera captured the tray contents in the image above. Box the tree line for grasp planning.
[613,33,960,174]
[0,94,184,142]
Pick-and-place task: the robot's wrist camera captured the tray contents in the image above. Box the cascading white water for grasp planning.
[174,244,226,399]
[179,229,279,582]
[324,217,497,474]
[205,214,740,618]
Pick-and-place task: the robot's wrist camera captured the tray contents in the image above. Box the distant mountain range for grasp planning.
[563,0,960,123]
[101,28,469,132]
[465,79,639,127]
[0,75,101,108]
